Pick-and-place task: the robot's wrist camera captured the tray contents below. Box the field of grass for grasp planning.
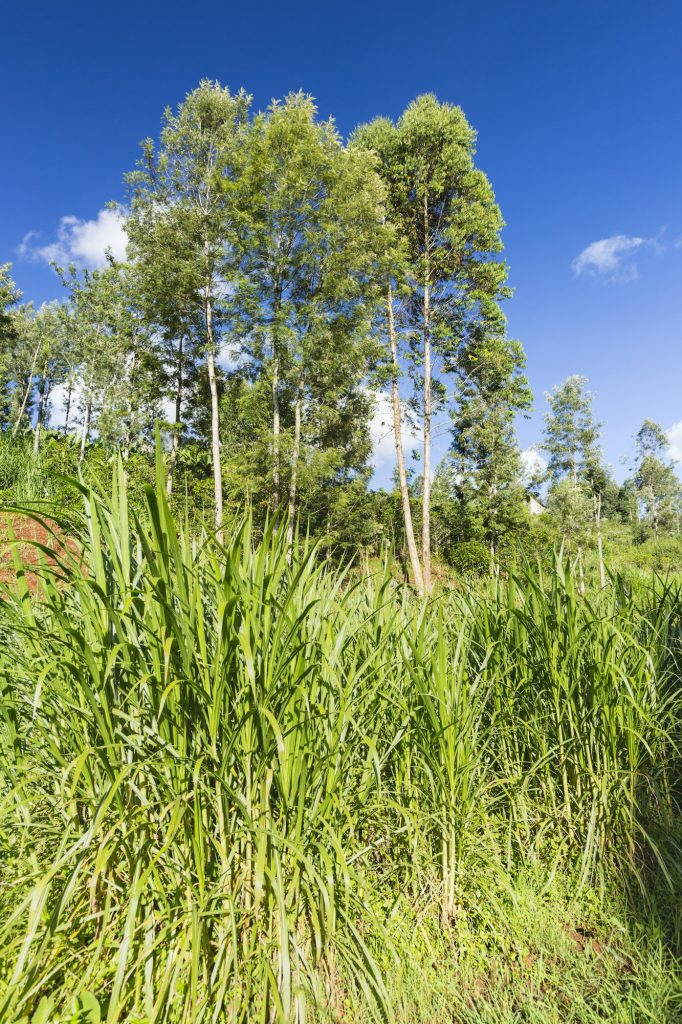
[0,459,681,1022]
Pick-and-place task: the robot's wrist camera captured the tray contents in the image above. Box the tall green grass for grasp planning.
[0,458,680,1022]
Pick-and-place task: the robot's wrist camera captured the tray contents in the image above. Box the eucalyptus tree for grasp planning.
[450,326,532,562]
[92,264,163,470]
[0,265,22,418]
[542,375,600,487]
[239,93,387,534]
[3,297,70,446]
[6,303,40,435]
[30,302,71,452]
[56,264,135,461]
[125,81,251,532]
[350,117,424,590]
[542,375,604,588]
[124,209,200,495]
[353,95,508,593]
[56,260,164,467]
[634,419,680,537]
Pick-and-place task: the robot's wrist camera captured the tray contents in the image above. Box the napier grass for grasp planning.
[0,460,680,1022]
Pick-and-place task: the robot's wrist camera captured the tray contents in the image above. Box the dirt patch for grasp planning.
[0,513,79,591]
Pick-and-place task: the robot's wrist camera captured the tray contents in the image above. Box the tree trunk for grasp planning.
[12,338,42,438]
[122,427,131,487]
[122,353,137,488]
[595,491,606,589]
[167,335,184,498]
[272,351,281,509]
[63,381,73,435]
[422,372,432,593]
[286,375,304,551]
[577,544,585,597]
[422,202,432,594]
[271,284,283,511]
[387,280,424,596]
[33,382,48,454]
[79,391,92,463]
[649,483,658,537]
[205,293,224,542]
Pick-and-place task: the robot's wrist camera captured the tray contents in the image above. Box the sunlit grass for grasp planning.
[0,456,680,1022]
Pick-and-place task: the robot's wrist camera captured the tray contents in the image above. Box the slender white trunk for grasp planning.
[167,335,184,498]
[122,430,131,488]
[419,284,430,593]
[577,545,585,597]
[79,391,92,463]
[122,353,137,488]
[272,286,282,511]
[205,292,224,542]
[388,280,424,596]
[422,214,432,594]
[649,483,658,537]
[12,338,42,438]
[286,375,304,551]
[595,491,606,589]
[272,351,281,509]
[63,381,73,435]
[33,383,48,454]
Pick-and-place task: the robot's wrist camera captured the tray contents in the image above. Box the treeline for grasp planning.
[0,83,680,587]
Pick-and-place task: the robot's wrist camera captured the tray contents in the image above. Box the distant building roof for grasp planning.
[528,494,546,516]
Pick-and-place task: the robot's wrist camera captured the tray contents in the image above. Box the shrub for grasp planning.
[448,538,491,576]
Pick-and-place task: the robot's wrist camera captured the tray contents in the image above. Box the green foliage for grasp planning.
[542,375,601,486]
[352,95,512,589]
[634,418,681,538]
[0,466,680,1021]
[546,477,593,551]
[447,538,491,576]
[450,328,532,554]
[0,263,22,423]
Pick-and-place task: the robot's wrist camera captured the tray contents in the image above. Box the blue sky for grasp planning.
[3,0,681,486]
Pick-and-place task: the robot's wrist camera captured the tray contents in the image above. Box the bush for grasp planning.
[448,539,491,576]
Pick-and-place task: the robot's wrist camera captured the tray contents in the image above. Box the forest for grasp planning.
[0,82,681,1023]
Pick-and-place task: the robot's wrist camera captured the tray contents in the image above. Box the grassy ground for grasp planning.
[0,462,680,1022]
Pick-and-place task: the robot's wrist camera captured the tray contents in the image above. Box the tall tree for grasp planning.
[350,118,423,591]
[29,302,71,453]
[542,375,600,487]
[634,419,680,538]
[56,264,126,461]
[126,81,251,535]
[542,375,603,590]
[239,93,387,537]
[89,264,163,471]
[450,326,532,562]
[353,95,508,593]
[124,209,201,496]
[6,304,41,436]
[0,265,22,404]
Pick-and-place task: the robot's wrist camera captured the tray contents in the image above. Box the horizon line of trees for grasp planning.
[1,82,680,588]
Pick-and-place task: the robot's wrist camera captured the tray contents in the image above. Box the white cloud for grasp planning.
[159,397,176,425]
[369,390,420,471]
[571,234,648,281]
[216,342,242,373]
[48,381,84,432]
[667,421,682,463]
[19,208,128,269]
[520,447,547,480]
